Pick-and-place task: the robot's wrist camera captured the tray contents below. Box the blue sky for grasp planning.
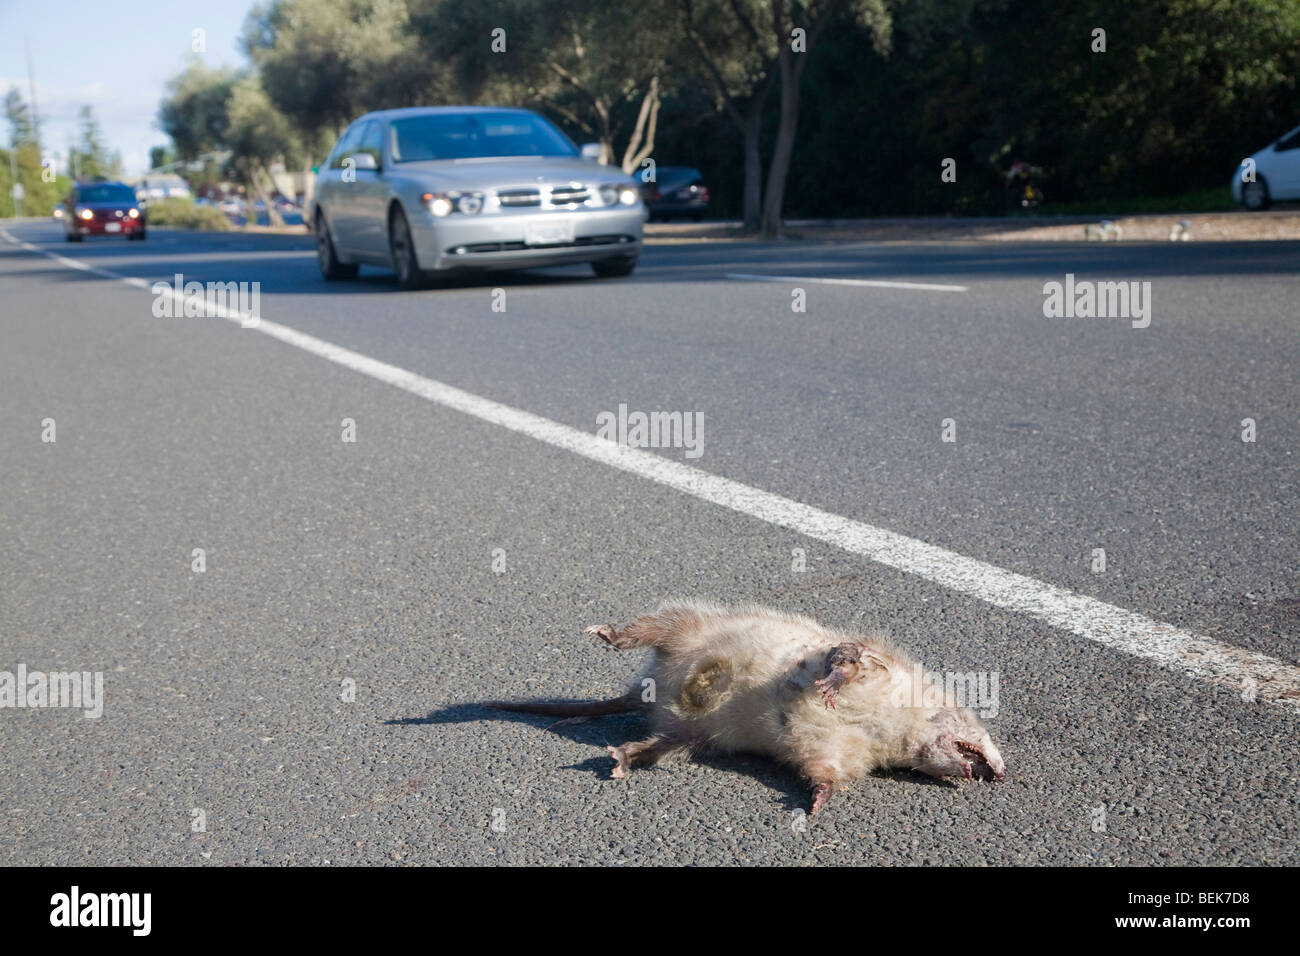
[0,0,254,175]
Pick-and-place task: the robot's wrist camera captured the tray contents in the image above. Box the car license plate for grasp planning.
[524,219,574,246]
[104,222,121,233]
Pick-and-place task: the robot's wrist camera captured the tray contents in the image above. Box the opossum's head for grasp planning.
[905,709,1006,782]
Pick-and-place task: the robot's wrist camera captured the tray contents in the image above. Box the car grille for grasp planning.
[497,189,541,207]
[548,184,589,206]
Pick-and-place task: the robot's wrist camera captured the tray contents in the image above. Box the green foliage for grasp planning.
[0,143,68,217]
[67,105,122,180]
[4,88,35,148]
[143,197,231,230]
[1038,188,1236,216]
[653,0,1300,216]
[244,0,430,159]
[158,62,239,159]
[155,0,1300,218]
[225,75,301,169]
[149,146,176,171]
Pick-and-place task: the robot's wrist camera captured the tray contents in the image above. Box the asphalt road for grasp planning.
[1,219,1297,865]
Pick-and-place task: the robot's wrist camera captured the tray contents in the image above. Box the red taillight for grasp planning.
[698,187,710,201]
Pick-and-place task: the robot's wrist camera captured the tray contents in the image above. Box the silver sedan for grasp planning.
[313,106,644,288]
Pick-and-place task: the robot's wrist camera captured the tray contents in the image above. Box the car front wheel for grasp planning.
[388,207,428,289]
[317,213,359,280]
[591,254,638,278]
[1241,178,1271,211]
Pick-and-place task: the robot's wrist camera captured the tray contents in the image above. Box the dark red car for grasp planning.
[64,181,147,242]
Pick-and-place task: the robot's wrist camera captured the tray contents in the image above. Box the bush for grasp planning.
[0,144,66,218]
[144,197,230,230]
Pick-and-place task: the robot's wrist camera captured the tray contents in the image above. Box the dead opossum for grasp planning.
[487,600,1005,813]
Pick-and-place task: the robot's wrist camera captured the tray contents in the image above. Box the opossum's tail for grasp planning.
[481,695,644,717]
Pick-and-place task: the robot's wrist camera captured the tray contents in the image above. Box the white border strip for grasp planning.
[726,272,968,292]
[5,226,1297,712]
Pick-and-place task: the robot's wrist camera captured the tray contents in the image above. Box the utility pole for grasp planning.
[25,37,41,153]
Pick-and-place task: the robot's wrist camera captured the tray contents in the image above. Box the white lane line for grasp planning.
[5,226,1298,712]
[726,272,969,292]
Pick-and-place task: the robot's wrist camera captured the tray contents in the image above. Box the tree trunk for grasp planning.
[249,164,284,228]
[761,49,803,239]
[621,76,661,175]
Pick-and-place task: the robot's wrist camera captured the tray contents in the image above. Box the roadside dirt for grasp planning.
[645,210,1300,243]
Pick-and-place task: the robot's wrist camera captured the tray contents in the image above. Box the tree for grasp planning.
[244,0,428,221]
[67,106,120,180]
[2,88,64,217]
[4,88,35,148]
[158,61,238,159]
[225,76,302,227]
[747,1,891,236]
[149,146,175,171]
[433,0,677,173]
[678,0,780,231]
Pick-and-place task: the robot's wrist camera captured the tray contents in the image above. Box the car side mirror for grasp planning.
[580,142,602,162]
[346,152,379,171]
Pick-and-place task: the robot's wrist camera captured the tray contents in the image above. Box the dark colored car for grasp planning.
[64,181,146,242]
[642,166,709,222]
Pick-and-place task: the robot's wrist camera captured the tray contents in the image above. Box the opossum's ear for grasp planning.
[861,648,890,671]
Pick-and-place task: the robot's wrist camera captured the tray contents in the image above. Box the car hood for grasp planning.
[391,156,628,189]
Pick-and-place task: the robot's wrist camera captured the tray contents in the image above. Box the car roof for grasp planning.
[353,106,539,124]
[75,180,132,189]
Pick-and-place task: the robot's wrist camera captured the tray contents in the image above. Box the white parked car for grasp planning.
[1232,123,1300,210]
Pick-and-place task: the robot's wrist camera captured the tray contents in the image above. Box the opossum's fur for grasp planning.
[487,600,1005,813]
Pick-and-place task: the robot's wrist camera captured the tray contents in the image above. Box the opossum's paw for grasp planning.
[608,737,680,779]
[608,745,631,779]
[813,642,868,708]
[585,623,637,650]
[813,672,846,709]
[810,782,834,816]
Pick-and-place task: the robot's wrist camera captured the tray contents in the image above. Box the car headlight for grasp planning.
[422,191,483,216]
[599,183,640,207]
[77,207,94,220]
[422,192,453,216]
[128,208,140,219]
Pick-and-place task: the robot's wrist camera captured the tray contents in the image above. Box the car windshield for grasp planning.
[77,185,137,203]
[389,113,577,162]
